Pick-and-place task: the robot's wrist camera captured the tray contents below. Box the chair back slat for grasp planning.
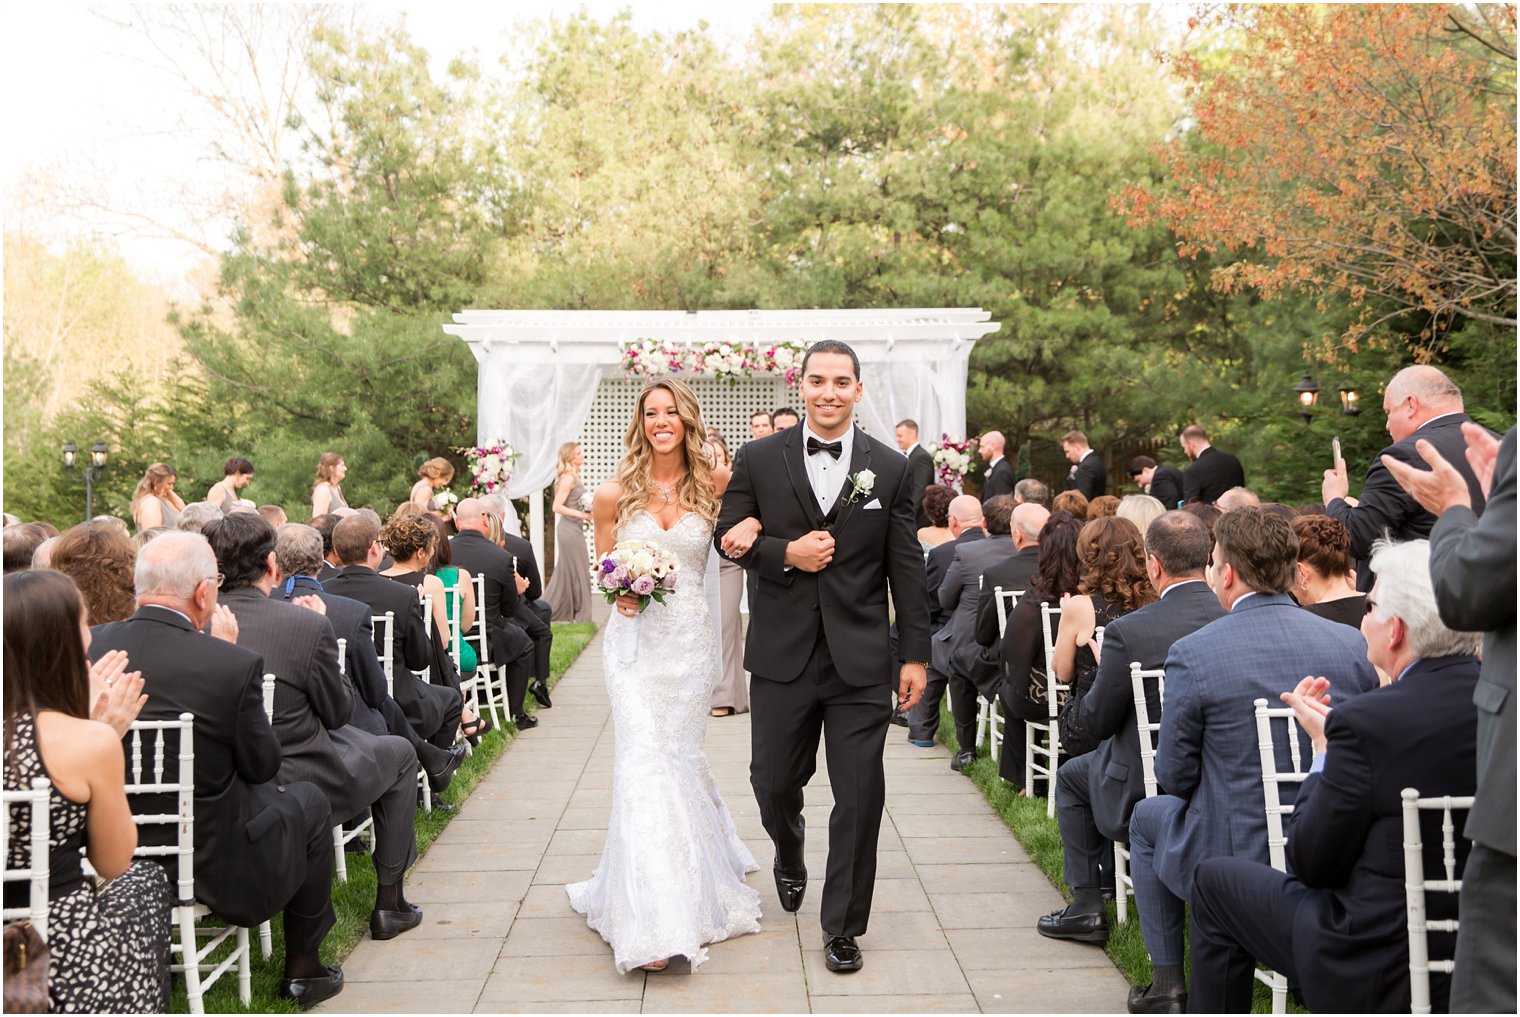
[1252,698,1310,872]
[1129,663,1166,799]
[2,777,52,941]
[372,611,395,696]
[993,587,1023,638]
[124,713,196,906]
[261,674,276,722]
[336,637,347,676]
[1402,789,1476,1015]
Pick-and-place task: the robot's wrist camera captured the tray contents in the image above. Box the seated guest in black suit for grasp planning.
[450,498,538,730]
[1128,456,1184,511]
[973,503,1049,653]
[909,495,985,745]
[89,532,343,1007]
[1188,538,1482,1013]
[273,524,465,784]
[1323,365,1494,589]
[1013,477,1050,508]
[1290,515,1364,629]
[323,515,464,752]
[481,493,554,710]
[1038,511,1223,946]
[205,513,428,941]
[977,431,1017,505]
[309,513,341,581]
[1061,430,1107,501]
[1179,424,1245,506]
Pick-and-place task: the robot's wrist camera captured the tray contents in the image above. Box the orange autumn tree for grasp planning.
[1121,3,1517,352]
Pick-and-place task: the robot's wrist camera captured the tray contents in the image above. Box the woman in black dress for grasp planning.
[3,570,173,1013]
[1291,514,1366,629]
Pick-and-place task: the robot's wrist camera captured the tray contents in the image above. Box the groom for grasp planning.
[715,340,931,973]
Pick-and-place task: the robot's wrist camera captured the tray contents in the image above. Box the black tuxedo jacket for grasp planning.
[1066,452,1107,500]
[274,576,394,738]
[320,566,445,734]
[501,531,543,603]
[982,458,1017,505]
[1062,580,1224,841]
[1283,655,1479,1013]
[1182,446,1245,505]
[1327,413,1491,574]
[973,546,1042,648]
[716,425,931,684]
[90,607,312,926]
[1148,465,1186,510]
[449,530,523,643]
[906,445,936,529]
[926,527,984,633]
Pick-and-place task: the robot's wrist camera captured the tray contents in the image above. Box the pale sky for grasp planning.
[0,2,775,294]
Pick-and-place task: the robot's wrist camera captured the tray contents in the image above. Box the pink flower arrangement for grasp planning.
[620,339,810,387]
[451,440,519,495]
[927,433,973,490]
[592,539,680,613]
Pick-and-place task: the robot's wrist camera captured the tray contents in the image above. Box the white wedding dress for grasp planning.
[566,509,762,973]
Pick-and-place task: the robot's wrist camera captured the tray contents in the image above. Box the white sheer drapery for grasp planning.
[471,354,605,500]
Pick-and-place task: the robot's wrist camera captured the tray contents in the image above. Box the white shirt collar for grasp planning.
[802,422,854,510]
[1160,578,1206,599]
[1230,590,1260,611]
[1419,411,1463,430]
[989,454,1004,468]
[802,420,854,458]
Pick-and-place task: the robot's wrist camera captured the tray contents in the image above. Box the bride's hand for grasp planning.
[721,517,762,557]
[614,593,640,618]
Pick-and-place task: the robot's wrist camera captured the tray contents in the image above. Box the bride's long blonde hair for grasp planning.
[614,379,717,530]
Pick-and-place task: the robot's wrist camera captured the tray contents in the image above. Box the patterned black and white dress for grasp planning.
[4,713,174,1013]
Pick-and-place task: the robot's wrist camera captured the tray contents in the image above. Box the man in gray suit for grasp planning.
[204,513,425,943]
[1038,511,1224,947]
[938,495,1021,770]
[1124,508,1379,1013]
[1384,424,1516,1013]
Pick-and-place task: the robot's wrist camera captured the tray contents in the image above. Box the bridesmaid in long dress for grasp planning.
[544,442,593,623]
[707,437,749,716]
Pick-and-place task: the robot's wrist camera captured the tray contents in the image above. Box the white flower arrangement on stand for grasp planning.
[620,339,811,386]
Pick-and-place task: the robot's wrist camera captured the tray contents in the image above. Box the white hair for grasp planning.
[275,524,325,578]
[1368,539,1482,659]
[1388,365,1463,408]
[1216,487,1260,513]
[478,493,509,516]
[1117,494,1166,533]
[136,531,216,599]
[176,501,224,534]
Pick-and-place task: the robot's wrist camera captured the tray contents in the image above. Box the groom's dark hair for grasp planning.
[800,340,860,381]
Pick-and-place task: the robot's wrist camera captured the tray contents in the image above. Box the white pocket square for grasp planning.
[862,499,883,510]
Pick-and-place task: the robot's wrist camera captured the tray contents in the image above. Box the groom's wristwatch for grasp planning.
[903,661,928,668]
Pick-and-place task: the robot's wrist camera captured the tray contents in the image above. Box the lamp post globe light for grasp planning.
[1338,386,1361,416]
[1293,371,1320,424]
[61,440,109,520]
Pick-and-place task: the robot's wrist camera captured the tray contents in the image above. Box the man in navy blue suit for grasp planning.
[1124,508,1379,1013]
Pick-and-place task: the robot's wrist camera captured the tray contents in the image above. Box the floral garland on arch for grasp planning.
[452,440,520,496]
[926,433,973,491]
[619,339,811,387]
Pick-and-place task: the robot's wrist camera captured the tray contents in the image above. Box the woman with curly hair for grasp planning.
[130,463,185,532]
[917,483,956,551]
[995,510,1085,788]
[50,521,137,624]
[1291,514,1365,629]
[1051,488,1089,520]
[1052,516,1157,757]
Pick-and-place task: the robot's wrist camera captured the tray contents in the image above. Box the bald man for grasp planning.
[1323,365,1495,588]
[907,495,986,745]
[979,431,1017,505]
[450,498,539,728]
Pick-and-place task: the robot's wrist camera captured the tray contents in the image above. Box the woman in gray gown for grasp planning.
[545,441,593,623]
[706,437,749,716]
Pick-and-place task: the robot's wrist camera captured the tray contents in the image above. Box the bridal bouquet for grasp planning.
[592,539,680,613]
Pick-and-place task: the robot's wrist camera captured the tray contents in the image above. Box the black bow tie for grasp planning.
[807,437,843,460]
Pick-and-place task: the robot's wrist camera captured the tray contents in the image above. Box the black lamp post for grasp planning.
[1293,372,1320,424]
[62,441,110,520]
[1339,386,1361,416]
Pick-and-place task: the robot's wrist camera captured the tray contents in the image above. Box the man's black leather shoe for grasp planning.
[1036,904,1109,944]
[279,965,344,1009]
[773,862,807,913]
[512,712,539,730]
[1127,983,1186,1014]
[426,744,467,792]
[370,905,422,941]
[823,935,863,973]
[889,708,910,728]
[530,680,553,708]
[951,749,975,772]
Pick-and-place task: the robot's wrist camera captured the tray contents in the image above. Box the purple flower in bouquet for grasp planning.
[631,574,656,596]
[659,572,678,590]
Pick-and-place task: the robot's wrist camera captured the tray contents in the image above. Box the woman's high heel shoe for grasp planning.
[460,715,494,747]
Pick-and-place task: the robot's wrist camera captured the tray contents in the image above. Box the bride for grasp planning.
[566,378,763,973]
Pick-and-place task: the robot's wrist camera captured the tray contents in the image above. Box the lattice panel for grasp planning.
[580,375,791,491]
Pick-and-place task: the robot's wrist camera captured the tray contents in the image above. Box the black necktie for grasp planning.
[807,437,843,460]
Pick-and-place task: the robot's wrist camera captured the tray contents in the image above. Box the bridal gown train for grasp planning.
[566,510,762,973]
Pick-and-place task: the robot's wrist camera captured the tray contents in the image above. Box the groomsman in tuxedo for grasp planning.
[1323,365,1494,589]
[1179,425,1245,505]
[771,406,800,431]
[716,340,931,975]
[978,431,1017,505]
[1128,456,1185,510]
[895,419,938,530]
[1061,430,1107,500]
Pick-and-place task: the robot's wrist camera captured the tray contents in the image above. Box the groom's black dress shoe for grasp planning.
[1127,983,1187,1014]
[1036,904,1109,944]
[773,862,807,913]
[530,680,553,708]
[823,935,863,973]
[279,965,344,1009]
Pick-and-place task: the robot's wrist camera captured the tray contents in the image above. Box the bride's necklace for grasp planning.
[651,474,684,504]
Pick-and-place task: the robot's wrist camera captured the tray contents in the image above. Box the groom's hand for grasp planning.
[785,531,835,572]
[897,663,927,711]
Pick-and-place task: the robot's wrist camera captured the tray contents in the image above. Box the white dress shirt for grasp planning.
[802,421,854,516]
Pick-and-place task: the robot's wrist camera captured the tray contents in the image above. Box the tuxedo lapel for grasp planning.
[782,427,825,530]
[826,427,874,534]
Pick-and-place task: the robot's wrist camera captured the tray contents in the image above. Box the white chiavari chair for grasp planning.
[372,611,396,698]
[1251,697,1310,1014]
[977,587,1023,761]
[2,777,52,947]
[1402,789,1475,1016]
[329,639,375,880]
[461,572,505,728]
[1114,663,1167,925]
[440,577,480,742]
[125,713,251,1013]
[1025,602,1068,817]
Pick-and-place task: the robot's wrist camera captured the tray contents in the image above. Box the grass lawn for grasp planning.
[175,620,598,1014]
[936,698,1298,1014]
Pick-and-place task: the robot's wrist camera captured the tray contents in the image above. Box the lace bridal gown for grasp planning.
[566,509,762,973]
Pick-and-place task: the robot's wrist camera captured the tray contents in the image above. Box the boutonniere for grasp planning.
[846,469,876,504]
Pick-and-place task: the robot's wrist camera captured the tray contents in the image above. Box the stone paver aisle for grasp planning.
[321,622,1130,1013]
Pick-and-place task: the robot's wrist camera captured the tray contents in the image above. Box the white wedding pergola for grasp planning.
[442,308,1001,565]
